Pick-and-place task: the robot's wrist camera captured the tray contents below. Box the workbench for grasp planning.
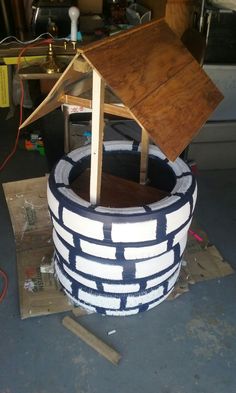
[0,39,84,107]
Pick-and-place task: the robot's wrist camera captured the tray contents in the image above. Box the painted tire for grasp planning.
[54,252,181,316]
[48,141,197,315]
[53,228,187,285]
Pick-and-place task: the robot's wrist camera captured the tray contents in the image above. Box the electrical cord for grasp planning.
[0,38,52,172]
[0,268,8,303]
[0,32,69,46]
[0,72,24,171]
[0,38,55,300]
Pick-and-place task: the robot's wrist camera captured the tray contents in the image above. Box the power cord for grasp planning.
[0,268,8,303]
[0,32,68,46]
[0,38,54,302]
[0,38,52,172]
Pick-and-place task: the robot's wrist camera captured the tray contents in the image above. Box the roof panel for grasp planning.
[131,60,223,160]
[83,19,194,110]
[83,19,223,160]
[20,19,223,160]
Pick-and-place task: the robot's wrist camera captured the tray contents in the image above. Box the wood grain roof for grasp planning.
[20,18,223,161]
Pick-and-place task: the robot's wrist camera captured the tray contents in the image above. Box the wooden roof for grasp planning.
[20,18,223,161]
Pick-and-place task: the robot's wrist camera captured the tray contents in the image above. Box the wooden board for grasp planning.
[62,316,121,365]
[71,169,169,208]
[19,19,222,160]
[131,61,221,160]
[139,0,167,19]
[59,95,133,119]
[165,0,196,38]
[83,19,193,109]
[18,64,63,80]
[82,19,223,160]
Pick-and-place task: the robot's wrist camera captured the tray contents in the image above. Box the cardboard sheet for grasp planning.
[3,176,74,319]
[169,222,234,299]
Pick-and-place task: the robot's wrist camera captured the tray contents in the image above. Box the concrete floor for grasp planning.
[0,108,236,393]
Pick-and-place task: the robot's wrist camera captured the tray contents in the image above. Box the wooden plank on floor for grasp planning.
[62,316,121,365]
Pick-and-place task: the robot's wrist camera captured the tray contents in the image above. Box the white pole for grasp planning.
[90,70,105,205]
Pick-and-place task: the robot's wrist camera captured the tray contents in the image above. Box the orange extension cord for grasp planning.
[0,38,52,302]
[0,269,8,303]
[0,38,52,172]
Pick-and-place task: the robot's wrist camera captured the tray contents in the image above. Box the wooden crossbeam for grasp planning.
[59,94,133,119]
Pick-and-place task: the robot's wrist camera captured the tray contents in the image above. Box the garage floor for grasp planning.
[0,108,236,393]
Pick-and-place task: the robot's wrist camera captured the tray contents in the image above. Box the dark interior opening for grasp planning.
[69,150,176,208]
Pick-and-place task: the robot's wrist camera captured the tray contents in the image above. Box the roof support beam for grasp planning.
[59,94,133,119]
[139,128,149,185]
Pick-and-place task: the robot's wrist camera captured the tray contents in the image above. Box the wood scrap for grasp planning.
[62,316,121,365]
[73,57,92,73]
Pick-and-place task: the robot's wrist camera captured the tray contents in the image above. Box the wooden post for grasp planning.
[90,69,105,205]
[63,105,70,153]
[140,128,149,185]
[62,316,121,365]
